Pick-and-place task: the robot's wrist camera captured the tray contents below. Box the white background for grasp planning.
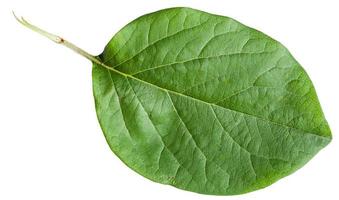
[1,0,338,199]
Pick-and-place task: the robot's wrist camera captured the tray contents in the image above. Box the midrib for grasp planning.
[94,60,329,141]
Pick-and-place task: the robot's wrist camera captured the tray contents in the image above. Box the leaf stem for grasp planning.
[13,11,101,65]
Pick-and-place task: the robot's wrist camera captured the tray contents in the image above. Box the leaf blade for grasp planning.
[93,7,331,195]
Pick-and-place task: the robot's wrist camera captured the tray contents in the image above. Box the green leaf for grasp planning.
[92,7,331,195]
[15,7,332,195]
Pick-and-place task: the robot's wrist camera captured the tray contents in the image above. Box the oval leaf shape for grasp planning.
[92,7,331,195]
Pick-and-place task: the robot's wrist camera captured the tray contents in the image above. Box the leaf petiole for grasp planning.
[13,11,102,65]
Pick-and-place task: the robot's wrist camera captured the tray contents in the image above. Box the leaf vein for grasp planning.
[111,19,211,69]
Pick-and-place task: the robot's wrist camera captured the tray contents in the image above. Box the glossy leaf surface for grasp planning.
[92,7,331,195]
